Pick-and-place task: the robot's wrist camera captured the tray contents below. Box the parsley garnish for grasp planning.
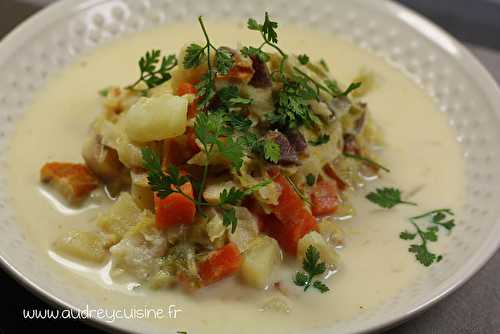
[128,50,177,93]
[324,79,362,97]
[366,187,417,209]
[294,245,330,293]
[263,140,281,163]
[184,17,236,111]
[141,147,270,233]
[298,54,310,65]
[309,134,330,146]
[401,209,455,266]
[243,13,361,131]
[98,88,110,97]
[306,173,316,186]
[343,152,390,173]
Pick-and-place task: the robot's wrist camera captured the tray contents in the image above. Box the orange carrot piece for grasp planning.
[154,182,196,230]
[198,243,242,286]
[311,179,339,216]
[267,175,318,255]
[40,162,98,204]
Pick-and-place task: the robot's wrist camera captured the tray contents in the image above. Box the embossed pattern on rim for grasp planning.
[0,0,500,333]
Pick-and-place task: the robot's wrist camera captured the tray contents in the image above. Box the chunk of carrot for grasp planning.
[40,162,98,204]
[198,243,242,286]
[311,179,339,216]
[266,175,318,255]
[154,182,196,230]
[176,82,198,119]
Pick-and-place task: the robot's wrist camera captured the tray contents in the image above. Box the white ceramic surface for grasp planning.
[1,0,500,333]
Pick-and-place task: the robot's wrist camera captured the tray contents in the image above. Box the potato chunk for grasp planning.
[240,236,282,288]
[123,94,188,143]
[53,231,107,263]
[229,207,259,252]
[297,231,339,267]
[97,193,145,244]
[40,162,98,204]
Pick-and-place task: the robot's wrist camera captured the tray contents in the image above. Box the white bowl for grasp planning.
[1,0,499,333]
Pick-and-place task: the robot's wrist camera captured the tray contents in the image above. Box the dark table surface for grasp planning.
[1,1,499,333]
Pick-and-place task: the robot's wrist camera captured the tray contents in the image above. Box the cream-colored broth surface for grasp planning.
[8,22,464,333]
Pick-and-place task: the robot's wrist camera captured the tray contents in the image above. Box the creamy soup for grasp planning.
[7,21,464,334]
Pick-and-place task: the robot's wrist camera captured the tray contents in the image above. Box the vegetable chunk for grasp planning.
[40,162,98,204]
[297,231,339,267]
[240,236,282,288]
[267,175,318,255]
[198,243,242,285]
[311,179,339,216]
[53,231,107,263]
[124,94,188,142]
[97,193,144,244]
[154,182,196,230]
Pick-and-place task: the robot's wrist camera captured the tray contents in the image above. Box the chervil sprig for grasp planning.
[141,147,270,233]
[401,209,455,266]
[294,245,330,293]
[128,50,177,93]
[366,187,417,209]
[184,17,235,110]
[309,134,330,146]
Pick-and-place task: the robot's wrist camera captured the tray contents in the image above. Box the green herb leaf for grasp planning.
[129,50,177,92]
[309,134,330,146]
[366,187,417,209]
[262,12,279,43]
[325,79,362,97]
[247,18,261,31]
[263,140,281,164]
[222,207,238,233]
[293,272,308,287]
[240,46,270,63]
[313,280,330,293]
[401,209,456,267]
[294,245,330,293]
[215,48,235,75]
[195,71,216,111]
[98,88,110,97]
[216,136,245,170]
[409,243,436,267]
[219,187,246,206]
[183,43,205,69]
[306,174,316,186]
[298,54,310,65]
[141,148,189,199]
[399,231,417,240]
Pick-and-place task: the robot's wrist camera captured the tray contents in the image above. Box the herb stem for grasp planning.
[343,152,391,173]
[410,209,454,221]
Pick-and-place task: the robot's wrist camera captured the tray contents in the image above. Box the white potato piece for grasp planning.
[229,207,260,252]
[240,236,282,289]
[297,231,339,267]
[203,180,238,205]
[123,94,188,143]
[97,192,146,244]
[53,231,108,263]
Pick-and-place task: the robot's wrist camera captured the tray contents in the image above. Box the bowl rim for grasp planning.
[0,0,499,333]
